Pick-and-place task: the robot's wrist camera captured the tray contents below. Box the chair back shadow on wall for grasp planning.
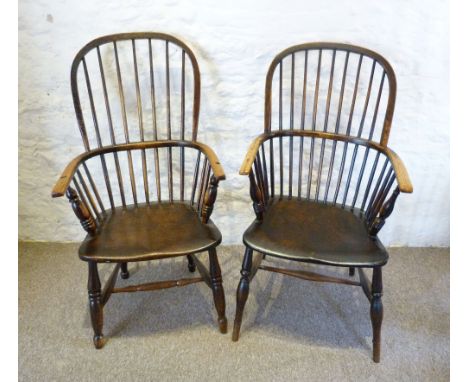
[231,42,413,362]
[51,32,227,348]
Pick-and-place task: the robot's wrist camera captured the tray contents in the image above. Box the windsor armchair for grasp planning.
[51,33,227,348]
[232,43,413,362]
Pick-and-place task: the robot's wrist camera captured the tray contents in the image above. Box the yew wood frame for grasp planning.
[232,42,412,363]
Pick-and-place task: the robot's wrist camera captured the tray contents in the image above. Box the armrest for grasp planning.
[51,140,226,198]
[239,133,270,176]
[380,146,413,194]
[239,131,412,194]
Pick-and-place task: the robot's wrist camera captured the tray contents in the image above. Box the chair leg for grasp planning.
[232,247,253,342]
[370,267,383,362]
[187,255,196,273]
[87,262,104,349]
[208,248,227,333]
[120,262,129,279]
[349,267,355,277]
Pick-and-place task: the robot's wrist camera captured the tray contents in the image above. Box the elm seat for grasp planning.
[243,197,388,267]
[79,203,222,263]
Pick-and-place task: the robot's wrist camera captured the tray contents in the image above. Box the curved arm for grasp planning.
[239,133,270,176]
[380,146,413,194]
[52,140,226,197]
[239,130,413,194]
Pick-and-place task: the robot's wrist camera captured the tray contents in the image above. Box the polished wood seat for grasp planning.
[79,203,222,262]
[243,198,387,267]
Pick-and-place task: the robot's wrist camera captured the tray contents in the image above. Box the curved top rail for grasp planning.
[264,42,396,146]
[70,32,201,150]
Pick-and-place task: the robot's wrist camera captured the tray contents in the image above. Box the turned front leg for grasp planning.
[232,247,253,341]
[370,267,383,362]
[88,262,104,349]
[208,248,227,333]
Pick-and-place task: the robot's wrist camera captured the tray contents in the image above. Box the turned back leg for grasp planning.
[187,255,196,273]
[120,262,129,279]
[370,267,383,362]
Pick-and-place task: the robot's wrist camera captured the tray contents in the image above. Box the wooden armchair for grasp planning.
[232,43,413,362]
[51,33,227,348]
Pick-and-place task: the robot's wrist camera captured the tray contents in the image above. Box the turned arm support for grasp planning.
[239,134,271,220]
[201,175,221,224]
[366,147,412,236]
[66,187,97,235]
[368,187,400,237]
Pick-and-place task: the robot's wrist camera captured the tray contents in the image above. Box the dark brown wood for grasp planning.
[87,262,104,349]
[66,187,97,235]
[235,43,411,363]
[371,267,383,363]
[259,265,361,286]
[52,141,225,198]
[102,264,121,305]
[249,252,263,281]
[131,39,150,204]
[113,41,138,205]
[239,130,412,194]
[76,169,100,219]
[208,248,227,333]
[112,277,203,293]
[369,188,400,237]
[243,197,388,267]
[201,176,219,224]
[249,171,264,221]
[232,247,253,342]
[187,255,196,272]
[71,32,201,148]
[53,33,226,349]
[190,253,212,288]
[263,43,397,147]
[76,203,222,263]
[120,262,129,279]
[358,267,372,302]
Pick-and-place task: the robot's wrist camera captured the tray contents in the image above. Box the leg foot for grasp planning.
[120,262,129,279]
[232,247,253,342]
[93,335,104,349]
[208,248,227,333]
[187,255,196,273]
[370,267,383,362]
[88,262,104,349]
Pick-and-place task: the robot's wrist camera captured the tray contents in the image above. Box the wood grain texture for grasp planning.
[239,130,412,193]
[234,43,410,363]
[52,32,226,349]
[52,140,225,198]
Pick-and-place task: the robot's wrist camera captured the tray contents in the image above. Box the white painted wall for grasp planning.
[19,0,449,246]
